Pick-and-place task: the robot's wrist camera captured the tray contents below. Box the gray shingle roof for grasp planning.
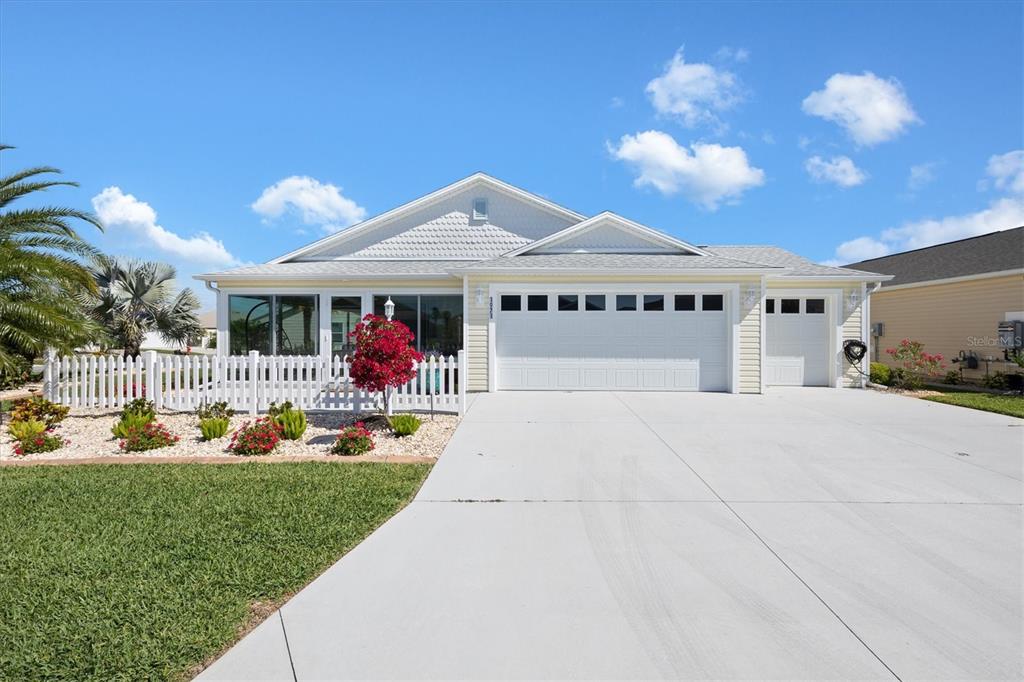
[704,246,884,277]
[346,211,532,259]
[842,227,1024,286]
[454,252,782,272]
[195,260,466,280]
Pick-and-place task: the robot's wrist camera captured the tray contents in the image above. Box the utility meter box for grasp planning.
[998,320,1023,351]
[871,322,884,337]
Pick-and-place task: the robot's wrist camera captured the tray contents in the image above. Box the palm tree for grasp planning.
[86,256,202,357]
[0,146,105,374]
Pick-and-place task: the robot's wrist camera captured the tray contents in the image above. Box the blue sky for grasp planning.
[2,1,1022,307]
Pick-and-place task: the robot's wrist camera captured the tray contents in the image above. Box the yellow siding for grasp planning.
[869,274,1024,380]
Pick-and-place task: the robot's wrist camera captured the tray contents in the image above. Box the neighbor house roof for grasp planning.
[195,260,466,281]
[842,227,1024,287]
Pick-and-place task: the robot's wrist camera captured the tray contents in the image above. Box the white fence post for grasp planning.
[43,348,56,401]
[248,350,260,416]
[457,350,466,416]
[144,351,159,409]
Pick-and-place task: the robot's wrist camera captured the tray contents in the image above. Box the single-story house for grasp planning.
[844,227,1024,380]
[196,173,889,393]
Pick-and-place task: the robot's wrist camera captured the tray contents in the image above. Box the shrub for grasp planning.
[11,397,69,428]
[267,401,293,419]
[120,398,155,421]
[119,422,179,452]
[13,433,66,456]
[275,409,307,440]
[983,371,1009,390]
[112,411,154,438]
[943,370,963,385]
[869,362,891,386]
[199,417,230,441]
[331,422,374,456]
[885,339,944,389]
[388,413,422,437]
[229,418,283,456]
[0,355,32,390]
[195,401,235,420]
[348,315,424,414]
[8,418,47,441]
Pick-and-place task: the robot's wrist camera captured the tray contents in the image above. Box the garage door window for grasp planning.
[643,295,664,311]
[674,294,695,311]
[558,295,579,311]
[527,295,548,311]
[806,298,825,314]
[585,295,605,311]
[702,294,724,311]
[781,298,800,314]
[616,294,637,311]
[500,295,521,312]
[766,298,775,314]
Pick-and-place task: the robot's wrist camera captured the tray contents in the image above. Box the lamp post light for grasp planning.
[384,296,395,321]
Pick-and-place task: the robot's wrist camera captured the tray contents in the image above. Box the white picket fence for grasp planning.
[43,350,465,415]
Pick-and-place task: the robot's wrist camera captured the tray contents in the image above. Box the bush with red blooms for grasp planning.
[228,417,283,456]
[330,422,374,456]
[885,339,945,390]
[13,434,67,456]
[348,314,424,414]
[119,421,180,452]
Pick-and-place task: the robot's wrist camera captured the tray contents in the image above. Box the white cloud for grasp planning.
[761,131,776,145]
[802,72,920,146]
[907,162,938,191]
[830,196,1024,264]
[715,46,750,63]
[92,187,238,267]
[646,48,744,129]
[797,135,812,150]
[251,175,366,234]
[983,150,1024,195]
[608,130,765,210]
[805,155,868,188]
[609,96,625,109]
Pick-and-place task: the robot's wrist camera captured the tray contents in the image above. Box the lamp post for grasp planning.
[384,296,395,321]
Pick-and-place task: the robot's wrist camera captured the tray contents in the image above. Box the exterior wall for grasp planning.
[869,273,1024,380]
[465,274,763,393]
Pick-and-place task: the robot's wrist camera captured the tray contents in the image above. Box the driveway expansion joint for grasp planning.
[613,393,904,682]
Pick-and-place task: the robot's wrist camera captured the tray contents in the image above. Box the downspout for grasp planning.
[205,280,226,356]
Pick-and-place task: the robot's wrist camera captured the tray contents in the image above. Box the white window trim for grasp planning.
[472,197,488,221]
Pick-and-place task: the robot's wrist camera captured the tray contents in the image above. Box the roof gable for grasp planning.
[505,212,710,257]
[271,173,584,263]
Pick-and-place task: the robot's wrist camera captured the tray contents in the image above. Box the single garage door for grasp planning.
[496,292,729,391]
[765,296,829,386]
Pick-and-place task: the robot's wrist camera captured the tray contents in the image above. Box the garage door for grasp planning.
[496,292,729,391]
[765,297,829,386]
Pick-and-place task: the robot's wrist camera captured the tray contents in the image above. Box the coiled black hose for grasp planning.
[843,339,869,376]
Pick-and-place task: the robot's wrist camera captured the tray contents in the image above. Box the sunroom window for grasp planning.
[374,294,463,356]
[229,294,318,356]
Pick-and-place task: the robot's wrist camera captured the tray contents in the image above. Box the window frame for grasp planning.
[472,197,488,221]
[615,294,637,311]
[780,298,800,314]
[585,294,606,311]
[701,294,724,312]
[805,298,825,314]
[558,294,579,311]
[228,293,319,356]
[527,294,548,312]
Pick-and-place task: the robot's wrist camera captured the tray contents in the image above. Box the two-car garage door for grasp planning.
[496,291,729,391]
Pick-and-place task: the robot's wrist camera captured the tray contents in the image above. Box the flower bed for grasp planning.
[1,409,458,461]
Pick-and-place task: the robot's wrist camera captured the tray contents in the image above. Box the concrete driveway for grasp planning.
[201,389,1022,681]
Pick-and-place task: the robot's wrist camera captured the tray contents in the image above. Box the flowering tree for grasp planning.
[885,339,944,389]
[349,314,424,414]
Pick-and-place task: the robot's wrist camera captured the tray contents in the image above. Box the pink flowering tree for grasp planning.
[348,314,424,414]
[885,339,944,389]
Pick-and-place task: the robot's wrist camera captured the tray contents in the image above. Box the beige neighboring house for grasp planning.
[845,227,1024,380]
[196,173,889,394]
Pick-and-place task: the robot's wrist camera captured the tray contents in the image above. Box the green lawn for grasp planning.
[0,462,431,681]
[922,390,1024,419]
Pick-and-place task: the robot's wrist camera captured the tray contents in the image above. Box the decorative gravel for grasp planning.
[0,409,459,461]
